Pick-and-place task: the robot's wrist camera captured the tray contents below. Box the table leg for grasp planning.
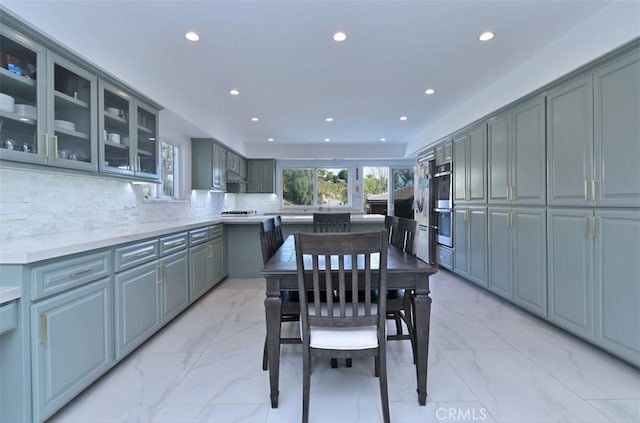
[265,283,282,408]
[413,286,432,405]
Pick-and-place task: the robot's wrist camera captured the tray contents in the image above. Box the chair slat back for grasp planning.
[259,218,279,265]
[295,231,388,330]
[384,215,398,244]
[273,215,284,245]
[312,212,351,233]
[390,217,417,255]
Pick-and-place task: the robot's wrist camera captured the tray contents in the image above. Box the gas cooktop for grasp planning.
[221,210,258,216]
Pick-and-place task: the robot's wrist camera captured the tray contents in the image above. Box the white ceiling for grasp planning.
[2,0,639,159]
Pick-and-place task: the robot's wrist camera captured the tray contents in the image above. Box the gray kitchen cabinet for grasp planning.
[488,207,547,316]
[159,233,189,322]
[453,207,487,287]
[454,123,487,204]
[188,225,226,302]
[247,159,275,193]
[191,138,227,191]
[98,80,160,180]
[593,209,640,365]
[114,260,161,360]
[548,208,640,365]
[31,278,113,423]
[436,244,453,271]
[547,74,595,206]
[435,140,453,165]
[593,49,640,207]
[0,25,99,171]
[488,95,546,205]
[548,46,639,208]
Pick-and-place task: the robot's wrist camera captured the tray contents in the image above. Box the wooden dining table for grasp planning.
[260,234,437,408]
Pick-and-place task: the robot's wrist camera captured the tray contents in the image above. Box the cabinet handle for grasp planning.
[135,251,151,258]
[158,264,165,283]
[53,135,59,159]
[510,186,515,202]
[584,216,590,237]
[592,216,598,238]
[40,312,47,344]
[43,133,49,157]
[591,180,597,201]
[68,268,93,278]
[584,180,589,200]
[164,240,184,247]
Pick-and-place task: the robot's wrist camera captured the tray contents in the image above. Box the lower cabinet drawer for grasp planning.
[0,301,17,335]
[160,233,188,256]
[31,251,111,300]
[114,239,159,272]
[208,224,223,239]
[436,245,453,270]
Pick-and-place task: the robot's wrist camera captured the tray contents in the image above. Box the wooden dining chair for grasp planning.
[260,218,301,371]
[273,215,284,246]
[383,215,398,244]
[386,217,417,362]
[294,230,390,423]
[312,212,351,233]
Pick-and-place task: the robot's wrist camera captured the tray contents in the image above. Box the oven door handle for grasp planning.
[434,208,452,212]
[434,171,451,178]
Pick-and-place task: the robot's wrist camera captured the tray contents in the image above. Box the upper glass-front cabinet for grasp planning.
[0,27,45,164]
[0,26,98,170]
[98,80,159,180]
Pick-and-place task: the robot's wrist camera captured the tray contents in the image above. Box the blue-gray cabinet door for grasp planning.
[547,74,594,206]
[211,237,225,286]
[468,124,487,204]
[512,96,546,205]
[593,48,640,208]
[453,133,468,204]
[114,260,161,360]
[512,208,547,317]
[31,278,113,423]
[468,207,488,287]
[488,208,513,299]
[189,242,213,302]
[453,208,468,278]
[547,208,594,338]
[488,112,510,204]
[161,250,189,323]
[593,209,640,366]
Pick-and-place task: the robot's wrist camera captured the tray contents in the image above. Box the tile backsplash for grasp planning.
[0,167,230,241]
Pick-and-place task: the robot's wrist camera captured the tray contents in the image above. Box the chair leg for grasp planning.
[403,291,417,364]
[262,336,268,371]
[374,356,379,377]
[378,349,390,423]
[331,358,338,368]
[302,347,311,423]
[346,358,352,367]
[394,312,403,336]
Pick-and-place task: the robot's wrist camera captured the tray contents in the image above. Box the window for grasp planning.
[161,141,177,199]
[282,167,350,208]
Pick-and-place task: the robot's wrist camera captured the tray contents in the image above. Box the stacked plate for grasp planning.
[54,119,76,131]
[15,104,36,120]
[0,93,15,113]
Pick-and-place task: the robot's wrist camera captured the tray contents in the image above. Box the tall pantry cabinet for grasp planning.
[547,47,640,366]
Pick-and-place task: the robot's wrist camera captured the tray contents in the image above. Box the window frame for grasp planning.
[279,162,354,209]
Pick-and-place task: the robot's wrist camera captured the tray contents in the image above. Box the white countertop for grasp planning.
[0,287,21,305]
[0,214,385,264]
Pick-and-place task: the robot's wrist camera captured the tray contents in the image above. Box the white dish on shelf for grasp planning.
[14,104,36,120]
[54,119,76,131]
[0,93,15,113]
[106,107,120,116]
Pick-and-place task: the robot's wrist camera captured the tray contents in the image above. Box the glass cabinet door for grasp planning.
[0,27,46,164]
[48,54,97,171]
[99,80,134,176]
[134,102,159,179]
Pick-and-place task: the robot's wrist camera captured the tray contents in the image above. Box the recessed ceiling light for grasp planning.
[185,31,200,42]
[267,138,275,142]
[229,89,240,96]
[325,117,334,122]
[251,117,259,122]
[333,31,347,42]
[425,88,436,95]
[324,138,331,142]
[479,31,495,41]
[379,137,386,142]
[400,116,408,121]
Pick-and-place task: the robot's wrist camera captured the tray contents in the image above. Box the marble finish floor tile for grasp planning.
[47,274,639,423]
[484,318,640,399]
[443,350,612,422]
[587,399,640,423]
